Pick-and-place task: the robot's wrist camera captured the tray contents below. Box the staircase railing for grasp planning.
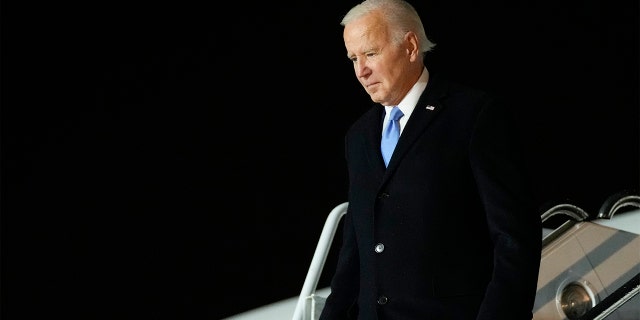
[292,202,348,320]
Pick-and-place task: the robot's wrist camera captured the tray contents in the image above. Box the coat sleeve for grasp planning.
[469,97,542,320]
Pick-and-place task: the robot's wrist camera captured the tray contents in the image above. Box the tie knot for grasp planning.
[389,107,404,121]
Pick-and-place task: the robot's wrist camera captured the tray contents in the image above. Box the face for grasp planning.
[343,11,420,106]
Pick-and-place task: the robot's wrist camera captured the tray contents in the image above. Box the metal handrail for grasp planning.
[540,203,589,247]
[540,203,589,222]
[597,190,640,219]
[292,202,349,320]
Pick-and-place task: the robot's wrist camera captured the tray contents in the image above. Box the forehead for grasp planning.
[343,12,390,52]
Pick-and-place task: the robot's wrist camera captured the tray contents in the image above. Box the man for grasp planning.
[319,0,542,319]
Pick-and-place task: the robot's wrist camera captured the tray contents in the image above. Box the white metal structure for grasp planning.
[225,192,640,320]
[292,202,347,320]
[534,197,640,320]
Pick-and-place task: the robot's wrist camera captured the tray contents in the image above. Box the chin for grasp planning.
[367,93,384,104]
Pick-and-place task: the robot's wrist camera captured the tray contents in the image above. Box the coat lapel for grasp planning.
[365,105,387,176]
[384,74,449,173]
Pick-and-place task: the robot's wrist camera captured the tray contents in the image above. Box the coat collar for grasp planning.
[379,73,450,175]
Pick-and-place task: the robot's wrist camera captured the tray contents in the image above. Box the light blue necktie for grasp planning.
[381,107,404,167]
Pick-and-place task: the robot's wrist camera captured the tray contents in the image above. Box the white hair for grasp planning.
[341,0,436,54]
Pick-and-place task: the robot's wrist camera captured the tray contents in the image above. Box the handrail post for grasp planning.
[292,202,348,320]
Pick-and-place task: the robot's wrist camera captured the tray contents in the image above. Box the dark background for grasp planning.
[3,0,638,319]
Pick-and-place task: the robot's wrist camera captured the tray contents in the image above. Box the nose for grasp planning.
[354,59,370,78]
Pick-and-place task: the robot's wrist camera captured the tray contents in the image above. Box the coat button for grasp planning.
[377,295,389,305]
[374,243,385,253]
[378,192,390,199]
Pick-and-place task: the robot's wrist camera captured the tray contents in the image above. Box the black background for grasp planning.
[3,0,638,319]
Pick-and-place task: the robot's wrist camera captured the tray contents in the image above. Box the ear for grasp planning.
[404,31,420,62]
